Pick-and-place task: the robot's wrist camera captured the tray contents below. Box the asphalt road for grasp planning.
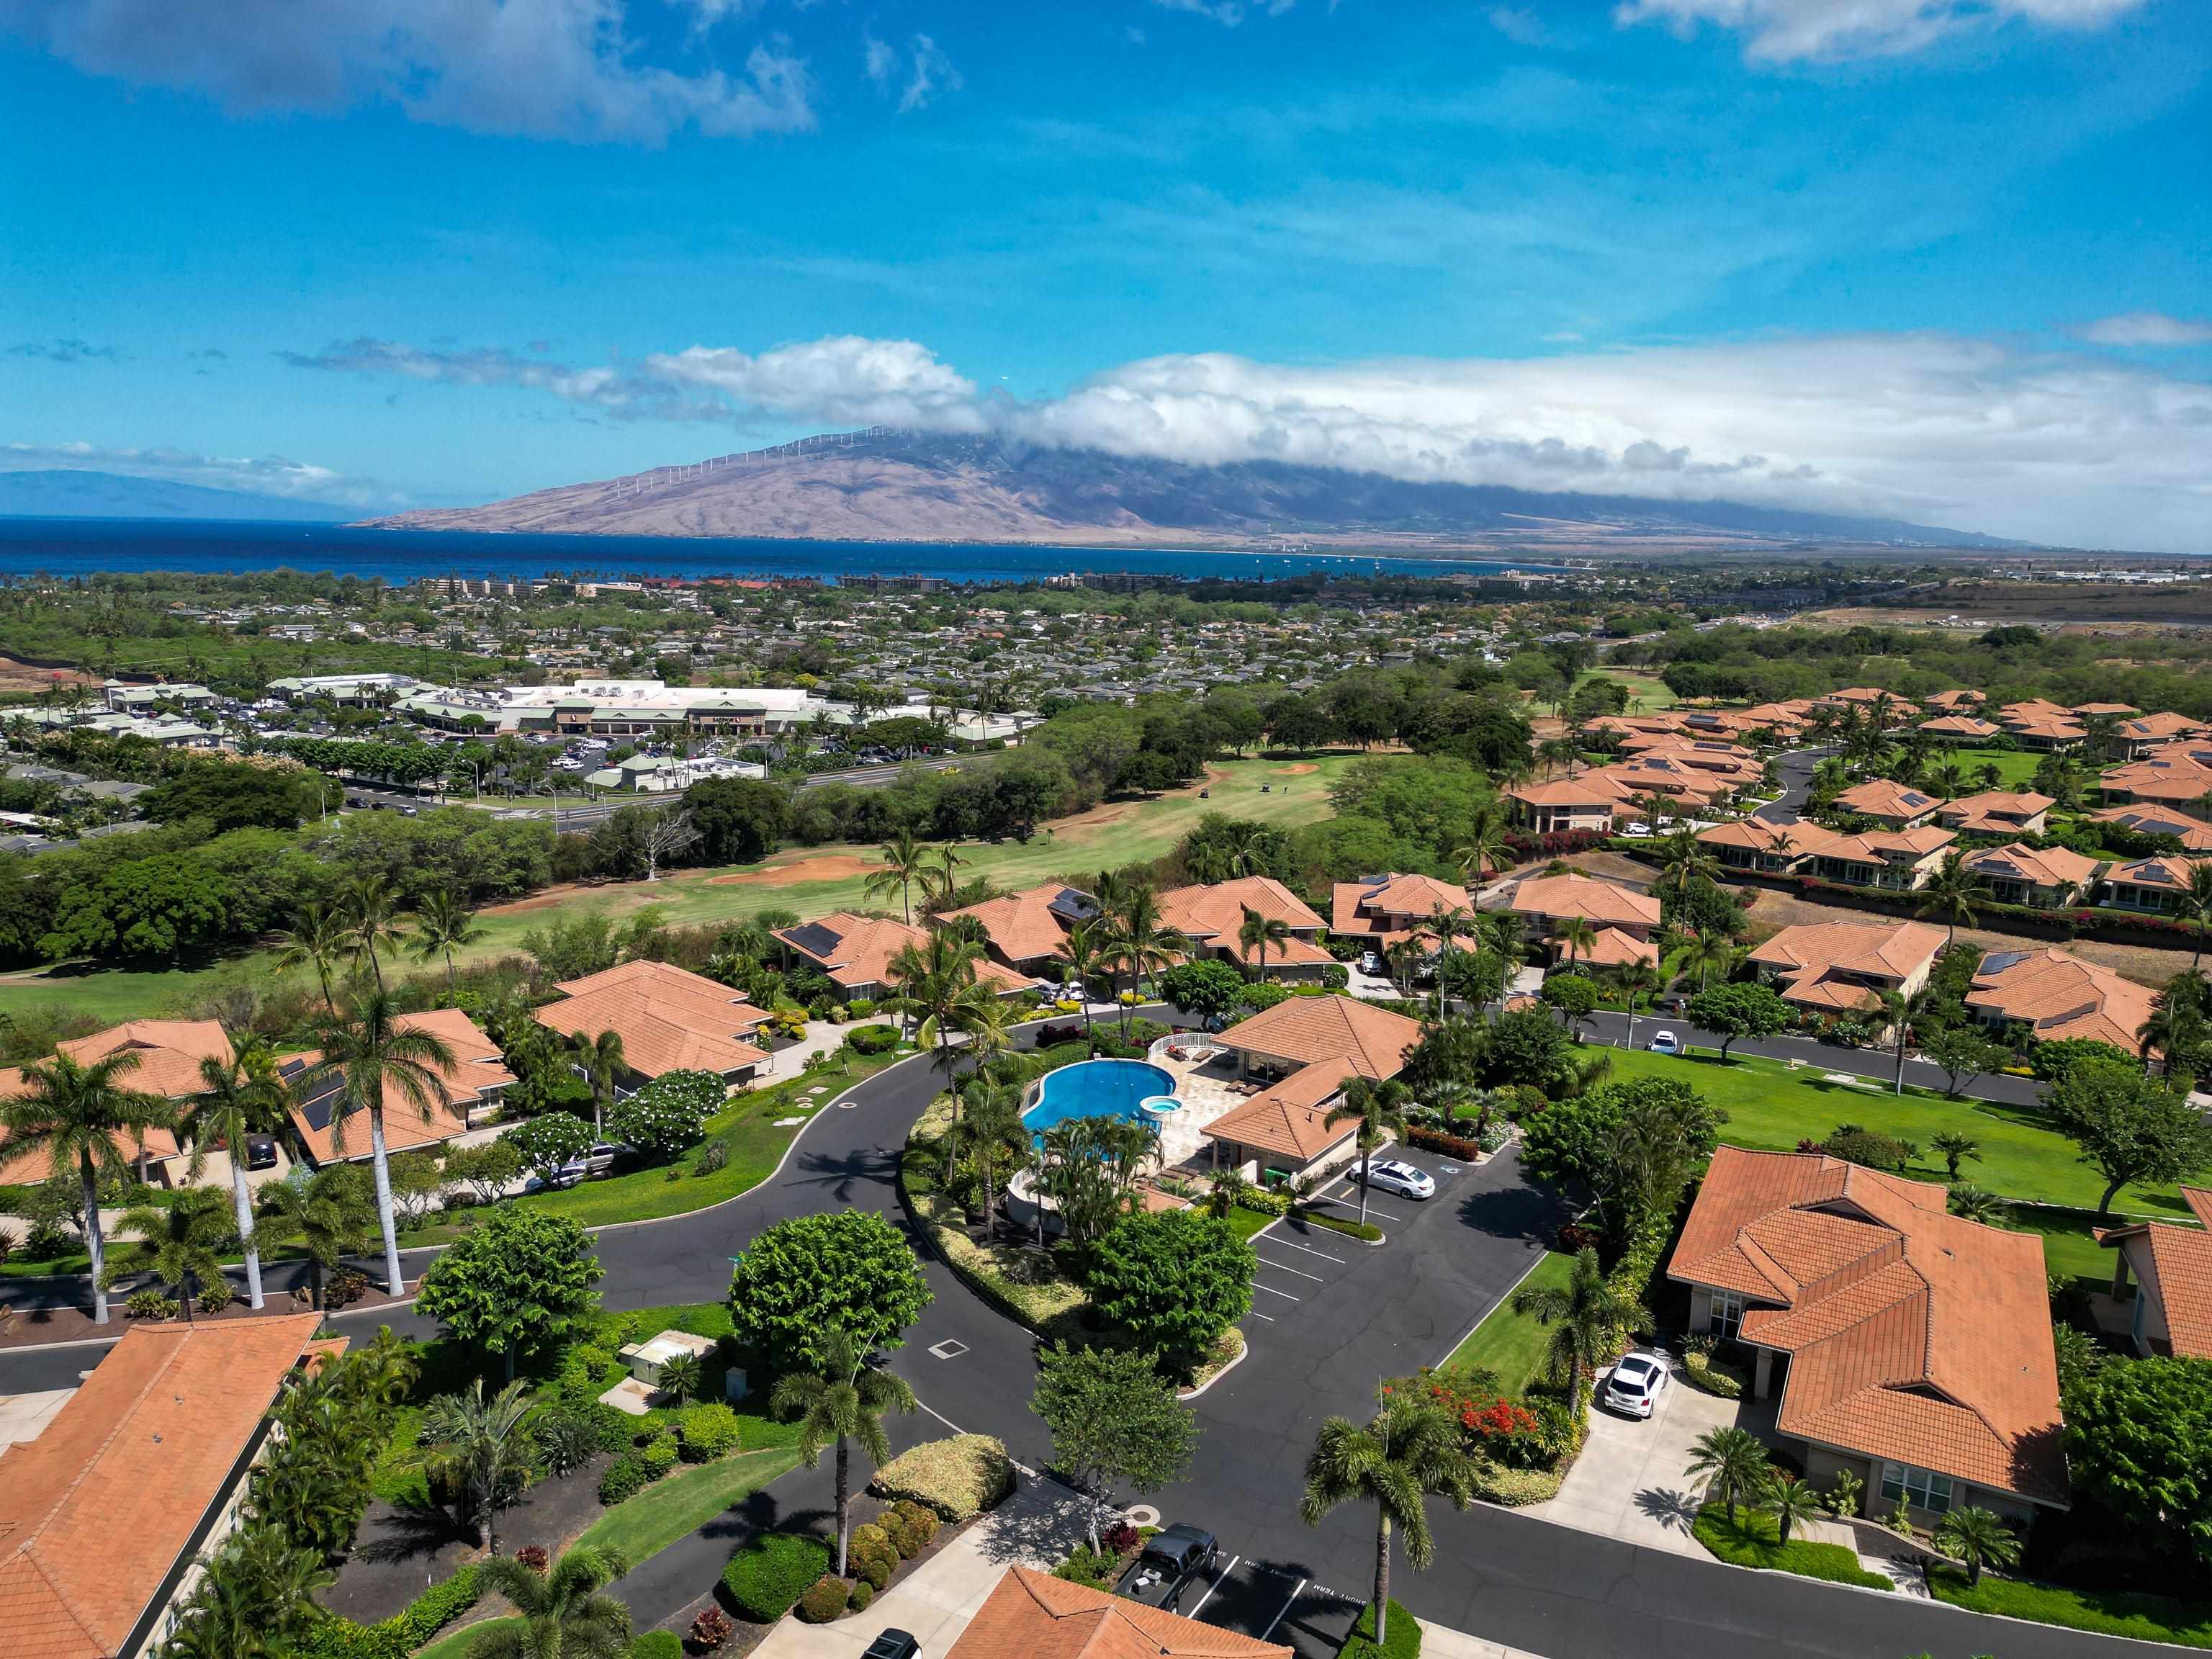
[0,1019,2167,1659]
[1753,747,1832,825]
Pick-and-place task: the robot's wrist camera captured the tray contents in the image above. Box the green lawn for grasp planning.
[1691,1503,1891,1590]
[1940,747,2044,789]
[1602,1046,2194,1222]
[0,753,1356,1027]
[1225,1205,1276,1241]
[1927,1564,2212,1647]
[575,1446,801,1565]
[413,1615,516,1659]
[1579,670,1679,711]
[1442,1251,1573,1394]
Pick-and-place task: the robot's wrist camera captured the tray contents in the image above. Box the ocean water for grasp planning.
[0,517,1561,586]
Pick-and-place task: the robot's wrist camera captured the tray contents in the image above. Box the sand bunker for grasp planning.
[1271,763,1320,775]
[710,854,881,886]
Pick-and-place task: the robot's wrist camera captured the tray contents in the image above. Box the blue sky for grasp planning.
[1,0,2208,549]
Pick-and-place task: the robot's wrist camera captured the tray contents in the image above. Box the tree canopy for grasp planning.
[726,1210,933,1372]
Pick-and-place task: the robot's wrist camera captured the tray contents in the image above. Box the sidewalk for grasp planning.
[1418,1622,1552,1659]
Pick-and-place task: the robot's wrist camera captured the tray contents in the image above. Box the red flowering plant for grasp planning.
[1403,1367,1556,1469]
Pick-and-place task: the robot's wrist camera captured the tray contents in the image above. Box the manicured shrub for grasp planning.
[639,1436,679,1479]
[630,1634,683,1659]
[1405,1126,1484,1161]
[881,1512,923,1558]
[721,1533,833,1623]
[597,1454,649,1506]
[688,1606,732,1651]
[125,1290,177,1320]
[848,1578,876,1612]
[859,1554,892,1591]
[1053,1545,1120,1589]
[535,1407,606,1476]
[196,1279,235,1315]
[846,1023,900,1056]
[1103,1521,1141,1554]
[797,1575,850,1624]
[892,1500,939,1550]
[678,1401,742,1462]
[849,1522,894,1566]
[868,1434,1015,1521]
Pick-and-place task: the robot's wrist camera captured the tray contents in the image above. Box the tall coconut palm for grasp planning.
[1325,1078,1411,1228]
[465,1543,631,1659]
[1298,1393,1477,1645]
[916,843,968,912]
[1612,958,1661,1053]
[1876,984,1938,1095]
[1424,904,1472,1015]
[1450,805,1512,886]
[300,990,457,1297]
[864,829,930,925]
[340,875,409,994]
[1239,904,1292,984]
[770,1327,917,1576]
[1511,1244,1645,1405]
[886,930,997,1165]
[1915,853,1986,948]
[571,1028,626,1141]
[1653,830,1721,912]
[410,1378,539,1554]
[1107,886,1189,1037]
[409,889,486,997]
[1,1049,174,1324]
[114,1187,233,1321]
[257,1164,376,1310]
[1676,927,1736,996]
[1683,1424,1771,1527]
[1933,1506,2022,1588]
[1554,914,1598,970]
[1055,920,1110,1046]
[179,1035,295,1310]
[274,900,351,1014]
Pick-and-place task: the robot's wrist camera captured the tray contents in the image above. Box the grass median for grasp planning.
[1442,1250,1573,1395]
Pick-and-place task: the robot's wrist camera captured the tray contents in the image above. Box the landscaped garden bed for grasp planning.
[1691,1503,1892,1591]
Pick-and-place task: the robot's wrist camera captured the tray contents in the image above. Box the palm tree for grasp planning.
[1056,920,1110,1046]
[1875,984,1938,1095]
[1,1049,174,1324]
[1325,1078,1412,1228]
[465,1543,631,1658]
[1947,1183,2006,1224]
[1684,1425,1771,1527]
[179,1036,295,1310]
[1676,927,1736,995]
[770,1327,917,1576]
[414,1379,539,1551]
[1424,904,1472,1015]
[1933,1506,2021,1588]
[301,990,457,1297]
[1916,853,1985,948]
[1450,804,1511,886]
[1613,958,1661,1053]
[257,1164,376,1309]
[410,889,486,997]
[1763,1473,1825,1546]
[886,929,997,1164]
[865,829,930,925]
[274,900,352,1014]
[2181,862,2212,974]
[916,843,967,911]
[1239,904,1292,984]
[571,1028,626,1141]
[1107,886,1189,1037]
[1554,914,1598,971]
[115,1187,233,1321]
[1298,1393,1477,1645]
[2139,988,2206,1079]
[655,1349,704,1406]
[1654,830,1721,912]
[340,875,409,994]
[1511,1244,1645,1405]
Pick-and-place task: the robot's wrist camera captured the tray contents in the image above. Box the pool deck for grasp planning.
[1147,1051,1246,1168]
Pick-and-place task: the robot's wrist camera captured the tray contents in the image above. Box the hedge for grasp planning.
[869,1434,1015,1521]
[1292,1207,1383,1243]
[630,1635,683,1659]
[721,1532,834,1623]
[290,1565,482,1659]
[1406,1127,1485,1161]
[797,1575,851,1623]
[1470,1462,1565,1506]
[1337,1598,1422,1659]
[678,1402,743,1462]
[1683,1349,1745,1399]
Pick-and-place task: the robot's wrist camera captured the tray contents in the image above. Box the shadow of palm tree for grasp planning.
[349,1498,471,1564]
[1632,1485,1704,1537]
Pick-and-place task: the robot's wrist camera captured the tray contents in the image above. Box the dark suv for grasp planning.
[1115,1524,1220,1611]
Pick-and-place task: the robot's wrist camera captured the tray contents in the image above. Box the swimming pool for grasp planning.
[1022,1058,1179,1135]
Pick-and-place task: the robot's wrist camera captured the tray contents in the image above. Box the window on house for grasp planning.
[1879,1462,1954,1514]
[1709,1288,1744,1339]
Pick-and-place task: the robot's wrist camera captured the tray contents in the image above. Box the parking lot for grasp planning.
[1177,1554,1364,1659]
[1241,1151,1483,1333]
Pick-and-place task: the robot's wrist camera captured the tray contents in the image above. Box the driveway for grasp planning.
[1527,1357,1738,1555]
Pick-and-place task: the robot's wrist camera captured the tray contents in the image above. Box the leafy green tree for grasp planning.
[686,775,789,868]
[1683,981,1791,1061]
[1031,1341,1200,1552]
[409,1378,540,1553]
[40,852,235,963]
[1480,1009,1573,1091]
[1,1048,174,1324]
[1326,1076,1413,1228]
[1518,1077,1722,1237]
[2049,1055,2212,1218]
[1933,1506,2022,1588]
[503,1112,595,1184]
[1087,1208,1256,1372]
[2067,1354,2212,1566]
[465,1543,631,1659]
[1512,1245,1645,1403]
[1539,971,1600,1037]
[606,1068,718,1163]
[444,1137,524,1205]
[1298,1393,1477,1645]
[417,1208,604,1380]
[1923,1027,2008,1099]
[727,1211,932,1373]
[1684,1425,1771,1527]
[1156,959,1246,1020]
[770,1327,917,1575]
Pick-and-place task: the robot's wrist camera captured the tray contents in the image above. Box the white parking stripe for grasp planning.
[1258,1578,1309,1642]
[1247,1309,1277,1322]
[1187,1556,1239,1617]
[1255,1281,1301,1300]
[1309,1192,1403,1221]
[1256,1255,1327,1282]
[1268,1236,1346,1264]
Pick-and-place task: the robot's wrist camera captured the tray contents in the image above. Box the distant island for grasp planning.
[359,428,2016,555]
[0,469,356,523]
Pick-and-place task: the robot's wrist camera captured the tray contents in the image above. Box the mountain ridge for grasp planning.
[0,469,359,523]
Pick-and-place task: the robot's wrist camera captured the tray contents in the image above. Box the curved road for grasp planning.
[0,1022,2171,1659]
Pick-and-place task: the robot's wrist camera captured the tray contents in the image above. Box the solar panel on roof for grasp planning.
[781,921,843,956]
[1983,951,2029,973]
[1046,888,1099,922]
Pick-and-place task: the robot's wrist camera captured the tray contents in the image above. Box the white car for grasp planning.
[1365,1159,1436,1200]
[1604,1352,1671,1419]
[1358,951,1383,976]
[1622,821,1653,839]
[1647,1030,1681,1056]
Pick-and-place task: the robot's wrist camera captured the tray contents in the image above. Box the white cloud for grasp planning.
[1488,6,1547,46]
[2082,312,2212,348]
[0,0,816,143]
[279,337,727,421]
[1151,0,1295,26]
[647,336,986,428]
[1614,0,2146,62]
[861,32,896,89]
[859,33,961,111]
[0,440,397,507]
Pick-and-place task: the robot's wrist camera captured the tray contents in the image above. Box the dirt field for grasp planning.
[0,656,94,693]
[709,854,880,886]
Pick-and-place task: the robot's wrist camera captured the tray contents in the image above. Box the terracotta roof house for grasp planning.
[1159,877,1334,978]
[1804,826,1956,892]
[1998,697,2072,724]
[1671,1147,2067,1524]
[2099,854,2212,915]
[1738,700,1815,736]
[1936,790,2055,837]
[775,912,1033,1002]
[1820,686,1901,714]
[0,1313,333,1659]
[1205,996,1422,1186]
[940,884,1099,976]
[284,1008,518,1163]
[945,1566,1290,1659]
[1959,842,2102,909]
[0,1021,233,1188]
[1509,871,1662,968]
[2116,711,2210,757]
[2085,804,2212,852]
[1829,779,1942,829]
[1696,818,1837,875]
[1329,873,1474,947]
[2073,701,2141,719]
[1587,755,1739,814]
[2100,755,2212,819]
[1503,777,1620,835]
[1746,919,1945,1014]
[2007,712,2088,752]
[1923,689,1986,714]
[1918,714,2000,744]
[2099,1187,2212,1359]
[1966,946,2156,1053]
[533,959,768,1088]
[1586,714,1686,742]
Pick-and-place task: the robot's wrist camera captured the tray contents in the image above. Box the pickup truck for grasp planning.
[1115,1524,1219,1611]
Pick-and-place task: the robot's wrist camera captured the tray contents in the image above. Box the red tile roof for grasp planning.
[1223,994,1421,1079]
[777,912,1033,997]
[1159,878,1327,954]
[288,1009,518,1161]
[948,1567,1290,1659]
[1966,946,2156,1052]
[0,1020,232,1180]
[1831,779,1941,822]
[1511,871,1661,931]
[941,885,1084,965]
[1200,1057,1362,1161]
[1746,920,1946,1012]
